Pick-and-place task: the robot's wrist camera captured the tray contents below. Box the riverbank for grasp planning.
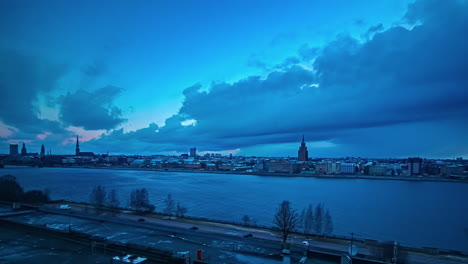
[21,165,467,183]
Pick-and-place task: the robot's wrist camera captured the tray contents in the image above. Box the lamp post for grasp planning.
[67,207,71,233]
[392,241,398,264]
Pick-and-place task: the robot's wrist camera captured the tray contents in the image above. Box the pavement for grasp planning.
[0,223,112,264]
[4,205,287,264]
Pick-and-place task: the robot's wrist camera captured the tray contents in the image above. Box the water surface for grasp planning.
[2,166,467,252]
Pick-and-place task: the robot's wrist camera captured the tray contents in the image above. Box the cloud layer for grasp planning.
[1,0,467,157]
[87,0,468,157]
[59,86,126,130]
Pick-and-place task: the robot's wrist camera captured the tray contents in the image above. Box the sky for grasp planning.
[0,0,467,158]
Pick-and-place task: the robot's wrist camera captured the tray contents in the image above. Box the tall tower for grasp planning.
[9,143,19,156]
[190,147,197,157]
[75,135,80,156]
[21,142,27,156]
[298,135,308,161]
[40,144,45,157]
[407,157,422,176]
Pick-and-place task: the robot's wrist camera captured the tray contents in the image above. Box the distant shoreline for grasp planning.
[4,165,466,183]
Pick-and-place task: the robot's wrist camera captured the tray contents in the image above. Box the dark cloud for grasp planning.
[89,0,468,156]
[0,49,67,134]
[59,86,126,130]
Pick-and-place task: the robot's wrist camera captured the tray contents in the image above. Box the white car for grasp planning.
[302,241,309,246]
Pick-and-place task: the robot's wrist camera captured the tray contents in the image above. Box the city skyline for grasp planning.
[2,137,460,161]
[1,0,467,158]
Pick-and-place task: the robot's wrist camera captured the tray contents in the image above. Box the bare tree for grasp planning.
[303,204,314,235]
[313,203,324,234]
[107,189,120,208]
[324,208,334,235]
[163,193,175,215]
[242,215,251,225]
[298,208,305,230]
[90,185,106,209]
[175,201,187,217]
[129,188,154,213]
[273,200,298,245]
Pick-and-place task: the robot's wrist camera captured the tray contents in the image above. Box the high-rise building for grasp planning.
[40,144,45,157]
[75,135,80,156]
[190,147,197,157]
[407,157,422,176]
[21,142,27,156]
[9,143,19,156]
[297,136,308,161]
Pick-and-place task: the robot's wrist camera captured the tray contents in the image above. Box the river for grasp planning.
[1,166,467,253]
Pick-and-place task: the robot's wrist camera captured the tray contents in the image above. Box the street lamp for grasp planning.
[67,207,71,232]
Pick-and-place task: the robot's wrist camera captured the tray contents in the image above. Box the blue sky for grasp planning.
[1,0,467,158]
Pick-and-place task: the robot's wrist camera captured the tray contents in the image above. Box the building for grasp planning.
[341,162,356,174]
[9,143,19,156]
[297,136,308,161]
[75,135,94,157]
[326,161,341,174]
[440,165,464,176]
[40,144,45,157]
[369,164,388,176]
[407,157,422,176]
[190,147,197,157]
[20,143,27,156]
[315,162,327,174]
[268,159,300,173]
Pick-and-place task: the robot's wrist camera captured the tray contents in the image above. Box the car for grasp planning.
[243,233,253,238]
[189,226,199,230]
[302,241,309,246]
[137,218,145,222]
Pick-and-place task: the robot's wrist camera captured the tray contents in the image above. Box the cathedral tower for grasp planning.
[298,135,308,161]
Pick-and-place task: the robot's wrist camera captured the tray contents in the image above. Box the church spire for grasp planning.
[21,142,27,156]
[75,135,80,156]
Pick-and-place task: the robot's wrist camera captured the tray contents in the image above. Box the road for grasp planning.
[39,203,468,264]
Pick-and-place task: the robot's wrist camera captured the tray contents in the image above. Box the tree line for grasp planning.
[0,175,50,204]
[273,200,334,244]
[89,185,188,216]
[1,174,330,245]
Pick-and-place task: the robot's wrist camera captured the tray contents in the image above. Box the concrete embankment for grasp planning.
[47,165,468,183]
